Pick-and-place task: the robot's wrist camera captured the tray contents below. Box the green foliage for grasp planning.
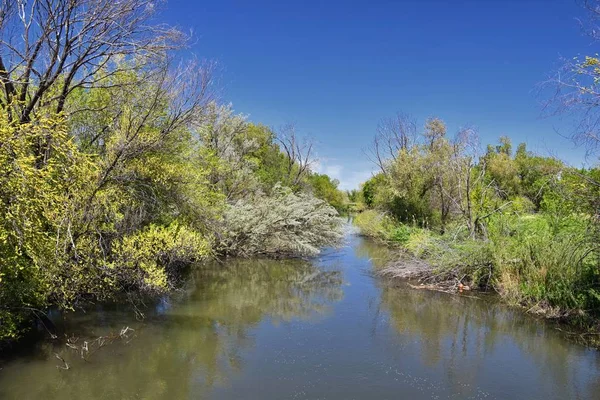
[388,225,413,244]
[308,173,345,211]
[358,210,598,323]
[114,222,212,291]
[246,124,297,191]
[514,144,563,209]
[345,188,366,214]
[354,210,391,240]
[486,148,520,198]
[361,173,390,209]
[353,210,426,247]
[0,113,94,339]
[0,0,344,346]
[487,214,598,321]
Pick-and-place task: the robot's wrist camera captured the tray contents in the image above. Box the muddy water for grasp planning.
[0,228,598,399]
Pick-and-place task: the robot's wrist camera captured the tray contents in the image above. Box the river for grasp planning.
[0,227,598,399]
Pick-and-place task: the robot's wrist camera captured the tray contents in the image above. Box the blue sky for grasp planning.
[162,0,596,190]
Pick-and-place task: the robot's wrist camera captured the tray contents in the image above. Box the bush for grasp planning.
[114,222,212,292]
[493,215,599,318]
[389,225,413,244]
[220,185,343,257]
[434,213,599,320]
[353,210,391,240]
[359,207,599,323]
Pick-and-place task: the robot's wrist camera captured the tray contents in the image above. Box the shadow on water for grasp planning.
[0,229,599,400]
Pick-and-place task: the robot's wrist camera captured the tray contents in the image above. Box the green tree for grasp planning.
[308,173,345,211]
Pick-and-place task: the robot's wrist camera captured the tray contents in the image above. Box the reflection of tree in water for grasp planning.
[379,280,600,399]
[352,235,397,270]
[0,258,343,400]
[355,233,600,399]
[189,257,343,325]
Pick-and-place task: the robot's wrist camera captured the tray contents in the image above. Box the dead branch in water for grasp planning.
[54,353,69,370]
[378,256,482,297]
[63,326,136,363]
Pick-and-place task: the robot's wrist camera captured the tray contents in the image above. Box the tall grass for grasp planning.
[355,210,600,325]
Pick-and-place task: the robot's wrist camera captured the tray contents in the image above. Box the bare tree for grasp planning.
[365,112,417,174]
[542,59,600,157]
[541,2,600,267]
[276,123,315,186]
[542,0,600,157]
[0,0,186,124]
[442,127,511,238]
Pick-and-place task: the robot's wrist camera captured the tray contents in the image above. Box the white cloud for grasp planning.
[313,160,343,180]
[339,169,375,191]
[313,159,375,191]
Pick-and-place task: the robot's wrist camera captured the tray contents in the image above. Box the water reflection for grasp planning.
[0,258,343,400]
[357,237,600,399]
[352,235,397,269]
[190,258,343,324]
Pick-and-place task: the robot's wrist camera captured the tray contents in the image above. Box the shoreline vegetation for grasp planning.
[0,0,345,348]
[352,127,599,343]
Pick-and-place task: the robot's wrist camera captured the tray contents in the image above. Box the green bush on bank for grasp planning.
[356,123,599,330]
[355,210,599,323]
[0,70,345,345]
[354,210,425,244]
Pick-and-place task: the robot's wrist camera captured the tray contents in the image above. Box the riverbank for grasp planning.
[1,231,599,400]
[354,210,600,346]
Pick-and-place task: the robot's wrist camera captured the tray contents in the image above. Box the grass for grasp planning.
[355,210,600,331]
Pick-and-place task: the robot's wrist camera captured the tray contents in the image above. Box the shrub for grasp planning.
[353,210,391,240]
[494,215,598,317]
[389,225,413,244]
[404,229,438,258]
[220,185,343,257]
[114,222,212,292]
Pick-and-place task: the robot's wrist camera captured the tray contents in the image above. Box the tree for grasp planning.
[199,103,260,200]
[0,40,219,341]
[543,0,600,277]
[543,0,600,158]
[276,124,315,188]
[0,0,346,345]
[513,143,563,209]
[441,128,514,238]
[365,112,417,175]
[424,117,447,149]
[0,0,185,124]
[484,137,521,199]
[308,173,345,211]
[424,120,454,231]
[362,173,388,208]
